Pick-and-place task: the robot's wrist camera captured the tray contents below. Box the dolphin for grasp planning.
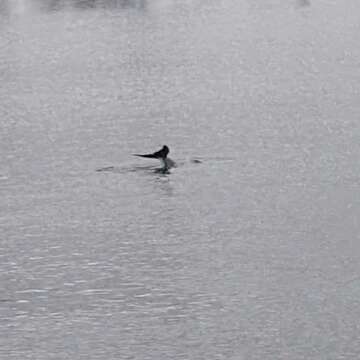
[134,145,169,160]
[134,145,175,172]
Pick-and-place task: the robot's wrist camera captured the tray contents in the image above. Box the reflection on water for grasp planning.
[0,0,147,14]
[0,0,310,17]
[70,0,147,10]
[0,1,8,15]
[297,0,311,8]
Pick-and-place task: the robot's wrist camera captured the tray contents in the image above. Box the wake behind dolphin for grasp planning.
[134,145,175,173]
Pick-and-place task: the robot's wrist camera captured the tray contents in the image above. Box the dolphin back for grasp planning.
[133,154,158,159]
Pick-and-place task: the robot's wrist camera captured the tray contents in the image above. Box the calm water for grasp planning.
[1,0,360,359]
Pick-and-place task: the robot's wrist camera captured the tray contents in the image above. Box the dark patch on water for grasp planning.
[96,164,169,175]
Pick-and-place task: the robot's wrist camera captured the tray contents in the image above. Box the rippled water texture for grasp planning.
[1,0,360,359]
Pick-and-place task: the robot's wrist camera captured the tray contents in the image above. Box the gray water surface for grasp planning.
[1,0,360,359]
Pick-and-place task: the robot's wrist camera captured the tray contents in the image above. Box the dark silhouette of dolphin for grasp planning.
[134,145,169,160]
[134,145,174,173]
